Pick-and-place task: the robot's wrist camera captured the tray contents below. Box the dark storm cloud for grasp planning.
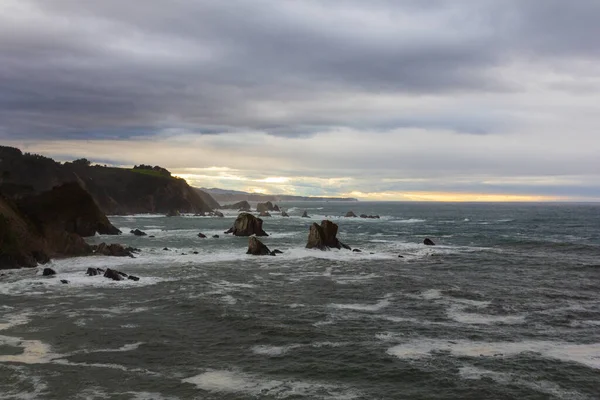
[2,0,599,138]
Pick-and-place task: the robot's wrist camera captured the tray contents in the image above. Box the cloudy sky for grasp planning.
[2,0,599,201]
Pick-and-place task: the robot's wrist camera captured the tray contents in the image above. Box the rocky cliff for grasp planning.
[0,183,121,269]
[0,146,214,215]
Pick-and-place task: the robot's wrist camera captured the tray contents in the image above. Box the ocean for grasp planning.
[1,202,599,399]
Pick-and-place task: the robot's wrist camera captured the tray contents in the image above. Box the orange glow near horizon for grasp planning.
[345,191,565,202]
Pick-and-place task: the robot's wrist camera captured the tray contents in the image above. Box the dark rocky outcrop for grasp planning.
[128,275,140,281]
[259,211,271,217]
[273,204,280,212]
[42,268,56,276]
[166,210,180,217]
[352,249,362,253]
[194,188,221,210]
[221,201,251,211]
[198,233,207,238]
[360,214,380,219]
[246,236,272,256]
[86,267,104,276]
[272,249,283,254]
[93,243,134,257]
[17,183,121,237]
[306,220,351,251]
[60,279,69,284]
[224,213,268,236]
[256,201,275,213]
[104,268,125,281]
[212,235,219,238]
[0,146,214,215]
[212,211,224,218]
[302,211,310,218]
[281,211,289,217]
[345,211,357,218]
[130,229,147,236]
[423,238,435,246]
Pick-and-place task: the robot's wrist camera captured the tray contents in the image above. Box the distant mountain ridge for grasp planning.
[0,146,217,215]
[200,187,358,204]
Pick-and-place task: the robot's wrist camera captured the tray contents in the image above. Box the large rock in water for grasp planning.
[345,211,357,218]
[222,201,251,211]
[246,237,273,256]
[225,213,268,236]
[256,201,275,213]
[423,238,435,246]
[302,211,310,218]
[93,243,135,257]
[306,220,351,250]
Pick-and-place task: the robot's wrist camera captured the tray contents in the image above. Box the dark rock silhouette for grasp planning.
[302,211,310,218]
[306,220,351,251]
[212,235,220,238]
[93,243,134,257]
[42,268,56,276]
[247,236,272,256]
[259,211,271,217]
[166,210,181,217]
[345,211,357,218]
[86,267,104,276]
[257,201,275,213]
[213,211,224,218]
[360,214,380,219]
[273,204,280,212]
[104,268,125,281]
[198,233,207,238]
[222,201,251,211]
[225,213,268,236]
[0,146,214,215]
[424,238,435,246]
[128,275,140,281]
[272,249,283,254]
[353,249,362,252]
[130,229,147,236]
[281,210,289,217]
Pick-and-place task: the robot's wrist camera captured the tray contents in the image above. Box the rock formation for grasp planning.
[281,211,289,217]
[131,229,147,236]
[0,146,214,215]
[93,243,135,257]
[221,201,251,211]
[345,211,357,218]
[273,204,280,212]
[306,220,351,251]
[259,211,271,217]
[166,210,181,217]
[246,237,273,255]
[302,211,310,218]
[423,238,435,246]
[224,213,268,236]
[257,201,275,213]
[360,214,380,219]
[198,233,207,238]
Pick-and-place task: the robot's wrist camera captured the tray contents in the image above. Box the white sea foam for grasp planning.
[251,344,302,356]
[387,339,600,369]
[329,293,393,312]
[447,305,526,325]
[391,218,425,224]
[182,370,360,399]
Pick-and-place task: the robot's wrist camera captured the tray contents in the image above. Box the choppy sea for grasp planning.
[1,202,599,399]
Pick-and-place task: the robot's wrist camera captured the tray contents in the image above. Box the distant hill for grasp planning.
[0,146,217,215]
[200,187,358,205]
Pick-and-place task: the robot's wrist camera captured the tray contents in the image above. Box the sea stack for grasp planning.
[224,213,268,236]
[246,237,273,256]
[306,220,351,251]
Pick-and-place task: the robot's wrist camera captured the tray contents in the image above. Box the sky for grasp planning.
[1,0,599,201]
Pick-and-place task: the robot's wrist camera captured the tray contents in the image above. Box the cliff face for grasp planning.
[0,183,121,269]
[194,188,221,210]
[0,146,213,215]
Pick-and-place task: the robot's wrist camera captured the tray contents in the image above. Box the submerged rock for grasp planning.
[423,238,435,246]
[352,249,362,253]
[247,236,272,256]
[213,211,224,218]
[345,211,357,218]
[360,214,380,219]
[281,211,289,217]
[271,249,283,254]
[225,213,268,236]
[306,220,351,251]
[127,275,140,282]
[259,211,271,217]
[198,233,207,238]
[60,279,69,284]
[42,268,56,276]
[212,235,220,238]
[130,229,147,236]
[166,210,180,217]
[104,268,126,281]
[302,211,310,218]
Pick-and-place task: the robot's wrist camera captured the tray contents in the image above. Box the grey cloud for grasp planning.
[2,0,600,137]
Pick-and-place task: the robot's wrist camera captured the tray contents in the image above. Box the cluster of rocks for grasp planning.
[221,201,251,211]
[194,211,224,217]
[91,243,140,257]
[38,266,141,284]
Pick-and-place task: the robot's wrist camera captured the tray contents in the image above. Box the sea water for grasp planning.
[1,202,599,399]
